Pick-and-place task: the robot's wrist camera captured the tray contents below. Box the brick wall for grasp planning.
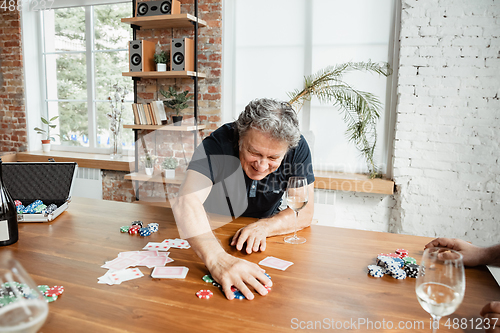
[390,0,500,245]
[103,0,222,202]
[0,10,27,153]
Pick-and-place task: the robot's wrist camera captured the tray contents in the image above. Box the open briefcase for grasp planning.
[3,162,78,222]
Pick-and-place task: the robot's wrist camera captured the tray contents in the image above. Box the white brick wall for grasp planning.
[391,0,500,246]
[314,0,500,247]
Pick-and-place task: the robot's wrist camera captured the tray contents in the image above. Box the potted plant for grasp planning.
[160,86,193,126]
[161,157,178,179]
[154,50,168,72]
[141,153,157,176]
[34,116,59,152]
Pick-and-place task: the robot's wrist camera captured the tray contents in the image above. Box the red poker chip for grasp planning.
[230,286,237,292]
[196,290,213,299]
[265,286,271,292]
[45,286,64,297]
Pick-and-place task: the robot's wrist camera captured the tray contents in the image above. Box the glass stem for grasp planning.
[431,315,441,333]
[293,210,298,239]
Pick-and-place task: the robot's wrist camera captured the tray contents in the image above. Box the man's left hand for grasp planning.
[231,222,268,254]
[481,301,500,332]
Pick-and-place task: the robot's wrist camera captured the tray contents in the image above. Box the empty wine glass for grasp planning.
[0,254,48,333]
[284,176,308,244]
[415,247,465,333]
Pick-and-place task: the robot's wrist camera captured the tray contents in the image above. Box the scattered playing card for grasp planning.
[118,251,140,257]
[143,242,170,251]
[151,266,189,279]
[99,268,144,285]
[101,257,138,271]
[162,239,191,249]
[259,256,294,271]
[137,256,169,268]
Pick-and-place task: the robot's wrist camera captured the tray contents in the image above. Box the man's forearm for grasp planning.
[259,206,313,237]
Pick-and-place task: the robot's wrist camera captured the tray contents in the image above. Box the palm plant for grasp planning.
[160,86,193,116]
[287,61,392,179]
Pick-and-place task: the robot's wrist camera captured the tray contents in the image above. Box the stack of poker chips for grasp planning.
[120,221,159,237]
[367,249,420,279]
[200,273,272,300]
[43,203,58,215]
[16,200,47,214]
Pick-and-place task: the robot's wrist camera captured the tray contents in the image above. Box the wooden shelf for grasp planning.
[314,171,394,195]
[121,13,207,29]
[122,71,206,79]
[123,124,206,131]
[125,172,184,185]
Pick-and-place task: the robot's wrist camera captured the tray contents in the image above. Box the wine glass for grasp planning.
[415,247,465,333]
[284,176,308,244]
[0,254,48,333]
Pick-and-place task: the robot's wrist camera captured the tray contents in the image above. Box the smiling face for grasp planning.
[239,128,289,181]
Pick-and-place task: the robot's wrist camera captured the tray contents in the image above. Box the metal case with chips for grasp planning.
[3,162,78,222]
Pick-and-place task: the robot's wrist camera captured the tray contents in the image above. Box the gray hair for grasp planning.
[236,98,301,149]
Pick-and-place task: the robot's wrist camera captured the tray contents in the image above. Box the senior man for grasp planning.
[172,98,315,300]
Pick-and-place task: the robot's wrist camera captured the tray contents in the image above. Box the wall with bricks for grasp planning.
[103,0,222,202]
[389,0,500,245]
[0,10,27,153]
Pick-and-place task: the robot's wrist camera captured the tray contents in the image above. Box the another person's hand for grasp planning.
[206,252,272,300]
[231,222,268,254]
[424,237,487,267]
[480,301,500,332]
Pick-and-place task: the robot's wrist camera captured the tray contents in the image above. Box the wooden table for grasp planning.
[1,197,498,332]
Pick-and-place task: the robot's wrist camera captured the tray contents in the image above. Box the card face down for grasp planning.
[259,256,294,271]
[151,266,189,279]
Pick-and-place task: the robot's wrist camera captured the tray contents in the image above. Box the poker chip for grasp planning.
[37,285,49,294]
[128,227,138,235]
[45,286,64,297]
[196,290,213,299]
[404,264,419,278]
[403,256,417,265]
[264,273,271,279]
[233,290,245,300]
[131,220,143,227]
[230,286,238,292]
[264,286,271,292]
[212,281,221,288]
[202,275,214,283]
[376,255,394,267]
[392,268,407,279]
[396,249,409,258]
[120,226,130,233]
[391,257,405,269]
[139,227,152,237]
[14,200,22,207]
[44,294,58,302]
[147,223,159,233]
[367,265,384,278]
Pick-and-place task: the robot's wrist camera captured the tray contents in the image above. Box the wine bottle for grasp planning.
[0,158,18,246]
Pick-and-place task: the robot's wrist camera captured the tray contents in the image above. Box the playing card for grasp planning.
[140,250,159,257]
[108,268,144,284]
[259,256,294,271]
[101,257,138,271]
[143,242,170,251]
[137,256,169,268]
[163,238,190,249]
[151,266,189,279]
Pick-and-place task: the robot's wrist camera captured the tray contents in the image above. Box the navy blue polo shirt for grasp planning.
[188,122,315,218]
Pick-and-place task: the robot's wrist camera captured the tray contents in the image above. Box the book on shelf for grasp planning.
[131,102,166,125]
[132,104,140,125]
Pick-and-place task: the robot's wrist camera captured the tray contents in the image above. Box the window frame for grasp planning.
[23,0,133,154]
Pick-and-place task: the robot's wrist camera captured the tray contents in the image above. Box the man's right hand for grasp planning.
[424,238,487,267]
[206,252,272,300]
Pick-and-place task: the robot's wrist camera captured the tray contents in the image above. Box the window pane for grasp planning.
[94,2,133,51]
[47,101,89,147]
[95,51,132,101]
[44,7,86,53]
[46,53,87,100]
[96,102,134,150]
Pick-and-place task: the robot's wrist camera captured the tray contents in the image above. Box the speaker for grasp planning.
[129,40,156,72]
[136,0,180,17]
[170,38,194,72]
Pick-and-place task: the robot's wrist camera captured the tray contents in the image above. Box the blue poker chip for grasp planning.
[233,290,245,300]
[391,257,405,268]
[264,273,271,279]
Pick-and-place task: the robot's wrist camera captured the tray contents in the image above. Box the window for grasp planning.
[223,0,398,175]
[39,1,133,152]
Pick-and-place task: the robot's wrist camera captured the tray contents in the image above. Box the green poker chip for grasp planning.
[37,285,49,293]
[120,226,130,233]
[44,294,58,303]
[0,295,16,307]
[202,275,214,283]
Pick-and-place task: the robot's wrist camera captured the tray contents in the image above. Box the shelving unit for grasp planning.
[123,0,205,200]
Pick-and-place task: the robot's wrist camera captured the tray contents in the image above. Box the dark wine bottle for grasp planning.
[0,158,18,246]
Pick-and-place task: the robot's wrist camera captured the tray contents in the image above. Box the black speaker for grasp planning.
[171,38,194,71]
[129,40,156,72]
[136,0,180,17]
